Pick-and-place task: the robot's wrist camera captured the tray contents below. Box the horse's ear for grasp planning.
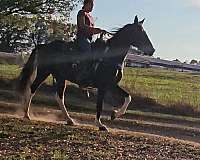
[139,18,145,25]
[134,15,138,24]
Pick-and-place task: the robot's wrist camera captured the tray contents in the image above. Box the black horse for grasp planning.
[17,16,155,131]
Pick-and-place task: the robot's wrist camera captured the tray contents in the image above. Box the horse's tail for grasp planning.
[17,47,38,95]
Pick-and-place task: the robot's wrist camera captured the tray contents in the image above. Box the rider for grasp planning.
[76,0,106,87]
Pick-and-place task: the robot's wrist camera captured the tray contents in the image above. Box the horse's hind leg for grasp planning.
[95,88,108,131]
[24,68,50,120]
[55,79,75,125]
[111,85,131,120]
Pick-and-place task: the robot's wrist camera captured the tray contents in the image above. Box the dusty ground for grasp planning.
[0,116,200,160]
[0,101,200,159]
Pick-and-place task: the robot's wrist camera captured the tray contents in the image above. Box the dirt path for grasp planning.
[0,114,200,159]
[0,100,200,145]
[0,101,200,159]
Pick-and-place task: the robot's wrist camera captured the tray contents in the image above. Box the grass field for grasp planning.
[121,67,200,109]
[0,64,200,115]
[0,64,53,85]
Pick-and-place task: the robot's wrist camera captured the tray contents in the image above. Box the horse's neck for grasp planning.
[107,45,129,65]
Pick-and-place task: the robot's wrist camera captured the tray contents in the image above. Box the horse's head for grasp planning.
[131,16,155,56]
[109,16,155,56]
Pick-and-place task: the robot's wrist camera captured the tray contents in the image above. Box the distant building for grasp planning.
[125,53,200,72]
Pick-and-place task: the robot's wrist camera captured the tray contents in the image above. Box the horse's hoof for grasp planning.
[99,126,109,132]
[23,115,31,120]
[67,119,76,126]
[111,111,116,121]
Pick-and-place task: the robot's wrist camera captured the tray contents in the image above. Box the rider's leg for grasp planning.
[76,37,93,87]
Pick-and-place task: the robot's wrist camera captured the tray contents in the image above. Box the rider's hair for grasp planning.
[83,0,93,6]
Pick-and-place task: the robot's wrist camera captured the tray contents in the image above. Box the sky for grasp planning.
[70,0,200,62]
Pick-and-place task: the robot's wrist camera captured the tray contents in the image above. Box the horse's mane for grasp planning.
[108,24,133,45]
[111,24,131,34]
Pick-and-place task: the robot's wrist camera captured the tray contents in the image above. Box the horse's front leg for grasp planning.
[95,89,108,131]
[111,85,131,120]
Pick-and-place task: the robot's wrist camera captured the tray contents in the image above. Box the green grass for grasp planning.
[0,64,19,80]
[0,64,200,111]
[0,64,53,84]
[121,67,200,109]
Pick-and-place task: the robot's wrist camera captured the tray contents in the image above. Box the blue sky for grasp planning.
[70,0,200,62]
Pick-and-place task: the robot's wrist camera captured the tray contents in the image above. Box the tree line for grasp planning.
[0,0,81,53]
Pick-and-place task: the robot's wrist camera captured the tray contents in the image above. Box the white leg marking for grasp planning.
[24,90,34,119]
[95,118,103,128]
[55,94,74,123]
[95,118,108,131]
[115,95,131,117]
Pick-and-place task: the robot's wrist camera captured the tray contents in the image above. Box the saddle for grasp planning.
[69,36,108,72]
[69,36,107,87]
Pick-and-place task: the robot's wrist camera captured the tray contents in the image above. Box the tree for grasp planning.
[0,0,80,18]
[47,17,77,42]
[0,0,81,52]
[0,15,35,52]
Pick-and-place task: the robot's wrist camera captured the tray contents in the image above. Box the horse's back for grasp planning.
[48,40,76,53]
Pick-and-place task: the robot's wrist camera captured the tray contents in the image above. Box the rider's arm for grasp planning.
[77,11,102,35]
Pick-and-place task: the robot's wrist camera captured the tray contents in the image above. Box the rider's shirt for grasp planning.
[77,9,94,40]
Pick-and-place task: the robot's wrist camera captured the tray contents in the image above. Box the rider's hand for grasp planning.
[101,29,107,34]
[93,28,107,35]
[94,28,103,34]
